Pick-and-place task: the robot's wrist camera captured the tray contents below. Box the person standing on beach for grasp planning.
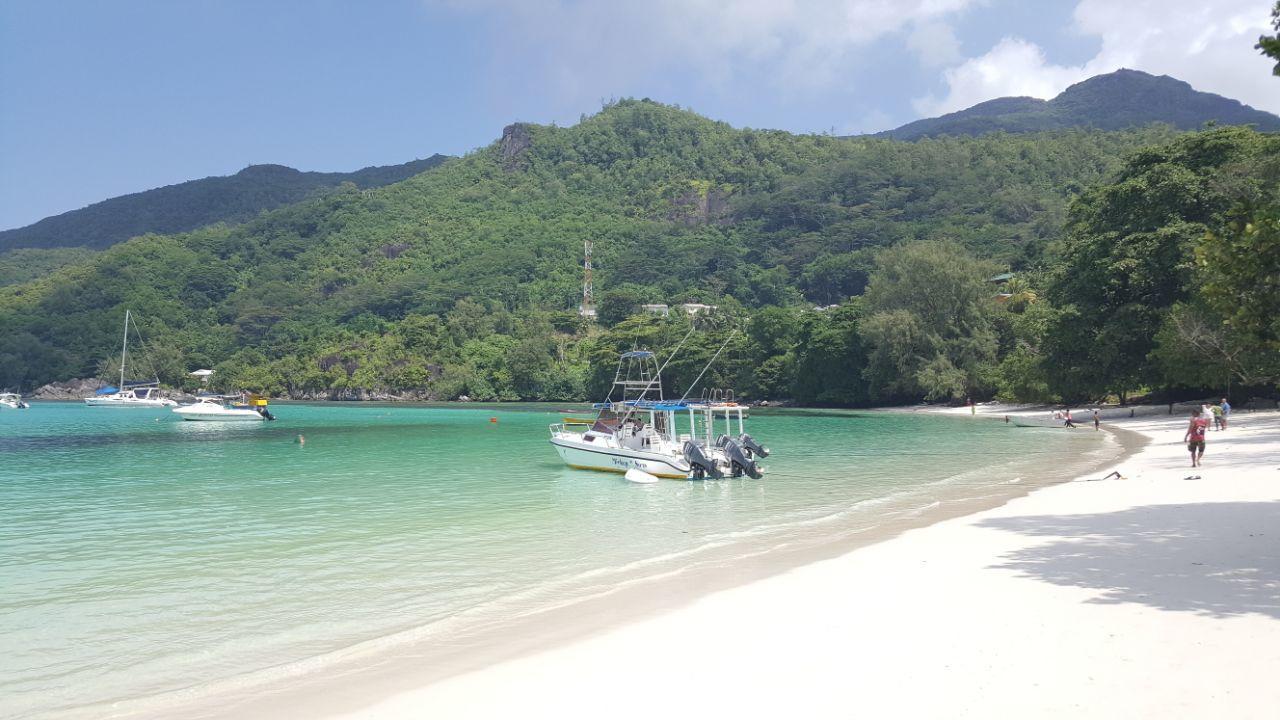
[1184,408,1209,467]
[1093,409,1100,430]
[1220,398,1231,429]
[1211,402,1224,431]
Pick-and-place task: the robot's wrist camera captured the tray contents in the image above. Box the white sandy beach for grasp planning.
[305,408,1280,720]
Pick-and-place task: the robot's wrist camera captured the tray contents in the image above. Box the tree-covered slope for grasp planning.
[883,69,1280,141]
[0,100,1211,399]
[0,155,451,251]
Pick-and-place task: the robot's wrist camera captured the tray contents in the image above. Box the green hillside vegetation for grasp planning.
[883,69,1280,141]
[0,247,98,287]
[0,155,450,252]
[1,100,1275,405]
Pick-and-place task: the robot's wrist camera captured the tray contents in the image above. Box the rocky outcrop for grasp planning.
[667,183,732,226]
[498,123,533,171]
[32,378,107,399]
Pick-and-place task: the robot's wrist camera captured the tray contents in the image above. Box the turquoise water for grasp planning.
[0,403,1115,718]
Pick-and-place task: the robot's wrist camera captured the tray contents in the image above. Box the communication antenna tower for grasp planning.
[580,238,597,318]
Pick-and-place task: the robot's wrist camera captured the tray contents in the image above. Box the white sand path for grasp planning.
[331,411,1280,719]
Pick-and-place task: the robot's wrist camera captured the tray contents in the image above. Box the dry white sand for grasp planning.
[320,409,1280,719]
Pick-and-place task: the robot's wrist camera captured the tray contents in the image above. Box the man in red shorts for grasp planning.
[1183,408,1210,467]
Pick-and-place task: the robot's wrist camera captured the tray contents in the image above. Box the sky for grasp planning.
[1,0,1277,231]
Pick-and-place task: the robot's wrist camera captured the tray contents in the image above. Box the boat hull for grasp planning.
[549,438,692,479]
[84,397,177,407]
[172,407,266,422]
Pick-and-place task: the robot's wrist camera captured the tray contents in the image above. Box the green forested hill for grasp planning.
[0,155,451,252]
[883,69,1280,141]
[1,100,1273,404]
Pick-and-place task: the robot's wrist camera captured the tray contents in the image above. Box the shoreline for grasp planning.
[107,407,1144,720]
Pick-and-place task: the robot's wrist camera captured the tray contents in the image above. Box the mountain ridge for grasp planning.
[881,69,1280,141]
[0,155,451,251]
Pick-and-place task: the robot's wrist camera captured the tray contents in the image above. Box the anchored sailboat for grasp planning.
[83,310,178,408]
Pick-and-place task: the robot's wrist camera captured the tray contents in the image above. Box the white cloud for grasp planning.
[915,0,1279,117]
[907,21,963,69]
[432,0,979,105]
[913,37,1088,114]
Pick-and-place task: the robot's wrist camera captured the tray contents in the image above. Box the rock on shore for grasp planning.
[32,378,107,400]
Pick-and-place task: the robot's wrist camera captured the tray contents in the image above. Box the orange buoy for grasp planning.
[490,417,498,423]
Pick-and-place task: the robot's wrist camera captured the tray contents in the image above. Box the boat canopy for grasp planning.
[592,399,691,411]
[96,386,119,394]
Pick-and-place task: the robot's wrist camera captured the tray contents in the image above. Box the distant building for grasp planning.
[642,304,670,316]
[680,303,717,315]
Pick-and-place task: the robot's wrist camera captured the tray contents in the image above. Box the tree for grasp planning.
[790,303,869,406]
[596,287,646,327]
[859,240,1000,402]
[1259,1,1280,76]
[1042,127,1277,400]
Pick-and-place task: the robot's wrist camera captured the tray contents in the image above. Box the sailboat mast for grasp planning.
[119,310,129,389]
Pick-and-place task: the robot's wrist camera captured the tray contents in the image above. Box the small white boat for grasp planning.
[549,349,769,480]
[172,395,275,422]
[84,310,178,408]
[0,392,30,409]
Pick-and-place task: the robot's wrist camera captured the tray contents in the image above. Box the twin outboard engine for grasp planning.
[737,433,770,459]
[683,441,724,480]
[721,438,764,479]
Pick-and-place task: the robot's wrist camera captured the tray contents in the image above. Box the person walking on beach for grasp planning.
[1220,398,1231,429]
[1184,408,1209,467]
[1211,402,1224,431]
[1093,409,1100,430]
[1063,409,1076,428]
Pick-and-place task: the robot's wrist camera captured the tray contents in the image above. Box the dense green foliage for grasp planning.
[0,247,97,287]
[1041,128,1280,400]
[1,97,1276,405]
[0,156,450,252]
[883,69,1280,141]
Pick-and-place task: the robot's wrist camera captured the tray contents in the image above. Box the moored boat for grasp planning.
[549,348,770,480]
[0,392,30,409]
[172,394,275,422]
[84,310,178,408]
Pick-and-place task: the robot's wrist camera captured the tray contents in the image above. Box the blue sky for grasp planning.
[2,0,1276,230]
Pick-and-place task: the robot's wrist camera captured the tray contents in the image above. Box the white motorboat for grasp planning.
[172,395,275,422]
[549,349,769,480]
[84,310,178,408]
[0,392,30,409]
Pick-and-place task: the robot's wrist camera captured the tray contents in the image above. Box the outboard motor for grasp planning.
[722,438,763,479]
[257,407,276,421]
[737,433,770,459]
[683,441,724,480]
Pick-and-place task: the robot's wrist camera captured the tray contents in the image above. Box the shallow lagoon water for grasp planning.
[0,402,1115,718]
